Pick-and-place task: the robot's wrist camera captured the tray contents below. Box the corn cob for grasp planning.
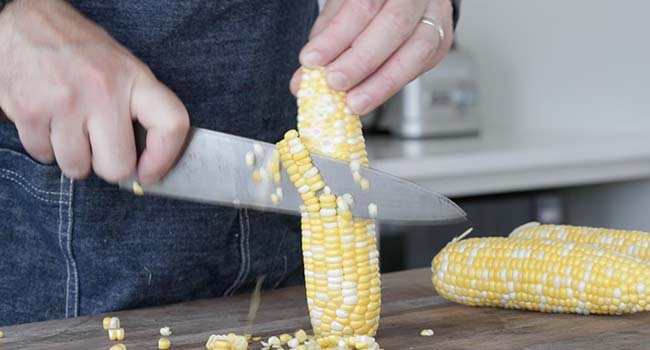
[432,236,650,315]
[275,67,381,349]
[510,222,650,261]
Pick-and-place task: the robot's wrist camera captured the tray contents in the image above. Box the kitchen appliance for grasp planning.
[118,126,466,224]
[377,46,480,138]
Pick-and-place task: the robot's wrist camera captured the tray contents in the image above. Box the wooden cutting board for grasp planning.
[3,268,650,350]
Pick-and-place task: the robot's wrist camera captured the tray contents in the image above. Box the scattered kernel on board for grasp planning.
[160,326,172,336]
[109,344,127,350]
[158,337,172,350]
[102,317,112,330]
[420,329,434,336]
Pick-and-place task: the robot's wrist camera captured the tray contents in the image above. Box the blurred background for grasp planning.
[365,0,650,272]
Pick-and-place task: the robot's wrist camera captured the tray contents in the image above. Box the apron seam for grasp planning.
[57,175,78,317]
[0,172,63,204]
[0,168,63,195]
[224,208,250,296]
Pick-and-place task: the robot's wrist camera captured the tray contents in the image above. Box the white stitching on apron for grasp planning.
[0,173,63,204]
[57,175,78,317]
[0,168,63,195]
[224,208,251,296]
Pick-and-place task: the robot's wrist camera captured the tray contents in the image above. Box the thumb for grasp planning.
[130,72,190,185]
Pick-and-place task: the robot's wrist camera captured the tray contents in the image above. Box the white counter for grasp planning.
[366,129,650,198]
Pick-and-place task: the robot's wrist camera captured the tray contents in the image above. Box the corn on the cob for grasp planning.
[432,236,650,315]
[275,67,381,349]
[510,222,650,261]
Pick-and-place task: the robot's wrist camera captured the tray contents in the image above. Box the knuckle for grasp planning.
[82,63,114,99]
[414,39,438,65]
[11,98,45,124]
[386,8,414,38]
[379,71,400,96]
[356,0,382,13]
[96,158,135,183]
[52,84,76,110]
[27,148,55,165]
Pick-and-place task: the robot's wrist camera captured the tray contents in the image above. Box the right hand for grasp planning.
[0,0,189,185]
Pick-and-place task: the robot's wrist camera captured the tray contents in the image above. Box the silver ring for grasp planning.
[420,16,445,42]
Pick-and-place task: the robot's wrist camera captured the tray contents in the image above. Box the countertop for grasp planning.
[366,128,650,197]
[4,268,650,350]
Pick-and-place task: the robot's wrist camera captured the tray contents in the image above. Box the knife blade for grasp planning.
[118,127,466,224]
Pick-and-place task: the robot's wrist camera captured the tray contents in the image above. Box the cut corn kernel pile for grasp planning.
[510,222,650,261]
[271,67,381,349]
[205,333,249,350]
[432,233,650,315]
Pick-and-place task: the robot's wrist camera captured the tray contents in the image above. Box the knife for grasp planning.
[118,126,466,224]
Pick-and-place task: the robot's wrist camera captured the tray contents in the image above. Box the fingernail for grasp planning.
[348,93,372,115]
[326,71,349,90]
[301,51,322,67]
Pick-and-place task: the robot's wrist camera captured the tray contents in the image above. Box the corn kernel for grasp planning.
[420,329,434,336]
[109,344,127,350]
[245,151,255,168]
[132,182,144,195]
[159,337,171,350]
[109,317,120,329]
[102,317,111,330]
[160,326,172,337]
[115,328,125,341]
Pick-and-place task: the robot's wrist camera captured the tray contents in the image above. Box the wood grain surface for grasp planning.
[2,268,650,350]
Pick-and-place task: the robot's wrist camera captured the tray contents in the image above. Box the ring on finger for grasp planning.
[419,16,445,42]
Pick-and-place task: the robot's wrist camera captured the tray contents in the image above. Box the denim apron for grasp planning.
[0,0,318,326]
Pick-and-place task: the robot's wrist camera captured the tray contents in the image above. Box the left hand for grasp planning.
[290,0,455,116]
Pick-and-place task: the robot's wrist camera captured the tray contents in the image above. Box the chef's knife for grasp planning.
[118,127,466,224]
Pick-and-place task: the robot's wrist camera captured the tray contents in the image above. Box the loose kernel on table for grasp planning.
[158,337,172,350]
[109,317,120,329]
[279,333,292,344]
[102,317,112,330]
[109,344,127,350]
[420,329,434,336]
[0,329,4,338]
[160,326,172,337]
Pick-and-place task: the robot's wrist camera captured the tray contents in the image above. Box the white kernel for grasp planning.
[275,187,284,199]
[253,142,264,158]
[420,329,434,336]
[298,185,310,193]
[368,203,378,218]
[160,326,172,337]
[245,151,255,168]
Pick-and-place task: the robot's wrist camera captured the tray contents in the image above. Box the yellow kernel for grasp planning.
[360,178,370,192]
[115,328,125,341]
[279,333,292,344]
[102,317,111,330]
[294,329,308,343]
[109,344,127,350]
[270,193,280,204]
[158,337,171,350]
[108,329,118,341]
[132,181,144,195]
[0,330,4,338]
[252,169,262,183]
[352,171,362,183]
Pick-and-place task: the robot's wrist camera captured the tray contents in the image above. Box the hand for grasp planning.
[291,0,454,115]
[0,0,189,185]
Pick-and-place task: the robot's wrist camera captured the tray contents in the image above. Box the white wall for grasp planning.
[455,1,650,133]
